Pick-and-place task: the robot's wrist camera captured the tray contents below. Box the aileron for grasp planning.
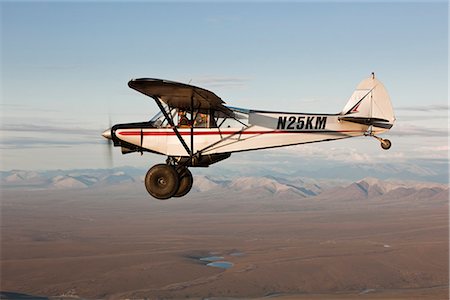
[128,78,232,115]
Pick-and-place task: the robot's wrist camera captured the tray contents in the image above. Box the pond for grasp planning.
[206,261,234,269]
[199,256,234,269]
[199,256,224,262]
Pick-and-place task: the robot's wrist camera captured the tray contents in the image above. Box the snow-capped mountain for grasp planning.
[317,177,448,202]
[1,168,447,204]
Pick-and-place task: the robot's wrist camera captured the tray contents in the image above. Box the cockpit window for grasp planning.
[149,107,248,129]
[150,107,214,128]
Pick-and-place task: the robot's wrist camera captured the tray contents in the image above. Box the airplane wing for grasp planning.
[128,78,232,115]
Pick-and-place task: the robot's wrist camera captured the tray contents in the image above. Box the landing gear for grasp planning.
[145,164,180,200]
[174,167,193,197]
[144,164,194,199]
[372,135,392,150]
[364,127,392,151]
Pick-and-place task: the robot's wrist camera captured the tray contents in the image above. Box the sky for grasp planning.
[0,1,448,181]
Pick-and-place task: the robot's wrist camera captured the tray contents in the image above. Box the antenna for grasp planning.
[370,75,374,118]
[370,72,375,118]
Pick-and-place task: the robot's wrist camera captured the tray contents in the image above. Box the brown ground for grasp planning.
[1,183,448,299]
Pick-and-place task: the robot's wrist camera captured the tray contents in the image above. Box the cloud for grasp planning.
[411,145,449,159]
[0,103,60,113]
[216,144,448,182]
[388,124,448,137]
[248,135,447,166]
[0,137,102,149]
[0,123,103,149]
[397,115,448,121]
[237,144,379,165]
[396,104,449,112]
[1,124,100,136]
[415,145,449,152]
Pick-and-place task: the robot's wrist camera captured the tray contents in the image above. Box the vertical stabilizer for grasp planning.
[340,74,395,128]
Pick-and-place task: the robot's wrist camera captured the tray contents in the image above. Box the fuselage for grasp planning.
[112,109,388,157]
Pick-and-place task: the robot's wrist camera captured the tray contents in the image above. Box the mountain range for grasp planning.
[1,168,447,203]
[1,169,136,190]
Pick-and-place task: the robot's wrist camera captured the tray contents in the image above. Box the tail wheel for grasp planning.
[145,164,179,200]
[381,139,392,150]
[173,167,193,198]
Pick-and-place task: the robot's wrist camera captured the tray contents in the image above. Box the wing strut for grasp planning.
[151,96,192,156]
[140,128,143,155]
[190,94,194,159]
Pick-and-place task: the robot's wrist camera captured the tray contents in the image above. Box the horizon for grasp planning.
[1,158,448,184]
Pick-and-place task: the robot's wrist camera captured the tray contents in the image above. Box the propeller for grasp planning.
[102,116,114,168]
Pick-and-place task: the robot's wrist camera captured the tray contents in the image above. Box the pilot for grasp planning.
[178,110,190,127]
[194,113,207,128]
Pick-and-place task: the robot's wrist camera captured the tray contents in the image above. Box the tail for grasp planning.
[339,73,395,130]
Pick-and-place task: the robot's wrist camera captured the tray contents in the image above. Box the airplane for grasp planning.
[102,73,395,200]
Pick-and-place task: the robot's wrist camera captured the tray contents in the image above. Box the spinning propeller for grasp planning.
[102,117,113,168]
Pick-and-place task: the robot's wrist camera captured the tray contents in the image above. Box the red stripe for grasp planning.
[117,130,365,136]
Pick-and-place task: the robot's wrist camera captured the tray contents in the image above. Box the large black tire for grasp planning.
[173,167,193,198]
[145,164,179,200]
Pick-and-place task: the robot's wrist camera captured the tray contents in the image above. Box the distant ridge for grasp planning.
[1,169,447,203]
[317,177,448,202]
[1,168,140,190]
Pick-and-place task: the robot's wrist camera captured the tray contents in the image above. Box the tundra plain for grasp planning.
[1,176,448,299]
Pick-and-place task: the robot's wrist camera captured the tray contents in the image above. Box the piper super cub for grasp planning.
[102,73,395,200]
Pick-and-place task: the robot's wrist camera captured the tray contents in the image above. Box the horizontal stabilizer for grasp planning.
[338,116,393,129]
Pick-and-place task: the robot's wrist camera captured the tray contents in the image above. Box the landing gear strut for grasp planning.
[144,164,194,200]
[174,167,193,197]
[364,127,392,150]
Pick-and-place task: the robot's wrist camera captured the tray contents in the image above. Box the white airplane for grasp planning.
[102,73,395,199]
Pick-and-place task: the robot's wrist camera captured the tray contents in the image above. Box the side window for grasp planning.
[213,110,248,128]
